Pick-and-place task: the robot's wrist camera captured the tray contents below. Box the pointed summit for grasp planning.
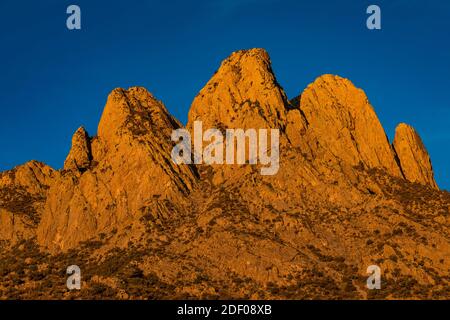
[38,87,198,251]
[393,123,438,189]
[64,127,92,172]
[98,87,181,144]
[187,48,289,131]
[290,74,402,177]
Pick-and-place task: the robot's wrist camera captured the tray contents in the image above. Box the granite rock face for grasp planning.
[393,123,438,189]
[188,48,289,131]
[287,74,402,177]
[64,127,92,172]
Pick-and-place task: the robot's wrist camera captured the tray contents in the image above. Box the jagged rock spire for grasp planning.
[393,123,438,189]
[64,127,92,172]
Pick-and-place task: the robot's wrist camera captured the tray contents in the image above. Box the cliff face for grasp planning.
[0,49,447,300]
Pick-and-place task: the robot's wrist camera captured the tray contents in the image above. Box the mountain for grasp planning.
[37,87,198,251]
[0,49,448,300]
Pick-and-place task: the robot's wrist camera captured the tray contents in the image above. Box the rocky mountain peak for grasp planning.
[0,160,55,193]
[290,74,402,177]
[98,87,181,145]
[0,161,56,243]
[187,48,289,131]
[37,87,198,251]
[393,123,438,189]
[63,126,92,172]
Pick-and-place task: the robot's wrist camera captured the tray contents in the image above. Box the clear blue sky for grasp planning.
[0,0,449,189]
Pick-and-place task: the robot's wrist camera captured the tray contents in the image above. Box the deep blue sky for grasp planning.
[0,0,449,189]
